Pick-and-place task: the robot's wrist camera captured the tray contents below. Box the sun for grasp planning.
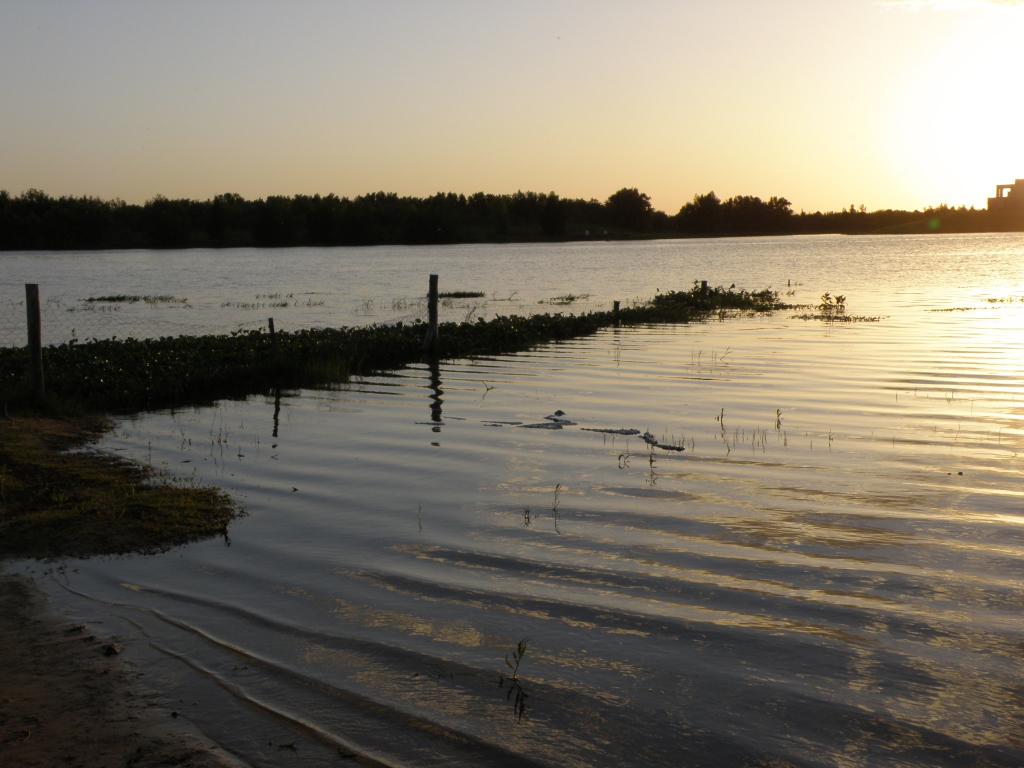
[882,4,1024,208]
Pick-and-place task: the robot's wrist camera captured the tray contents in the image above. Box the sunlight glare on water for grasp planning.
[13,233,1024,767]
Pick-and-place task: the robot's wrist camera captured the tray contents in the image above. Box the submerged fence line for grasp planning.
[1,278,784,414]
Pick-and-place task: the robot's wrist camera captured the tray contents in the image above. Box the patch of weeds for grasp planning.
[84,295,188,305]
[0,416,240,559]
[792,292,879,323]
[438,291,485,299]
[0,283,787,413]
[540,294,591,305]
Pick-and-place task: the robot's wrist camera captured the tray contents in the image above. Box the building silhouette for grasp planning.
[988,180,1024,212]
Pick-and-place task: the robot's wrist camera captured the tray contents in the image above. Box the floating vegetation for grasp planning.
[638,430,686,453]
[438,290,485,299]
[0,283,787,413]
[84,295,188,304]
[66,304,121,313]
[985,296,1024,303]
[220,299,323,310]
[792,292,880,323]
[926,307,978,312]
[540,293,591,305]
[544,410,576,426]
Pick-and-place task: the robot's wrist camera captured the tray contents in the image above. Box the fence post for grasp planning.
[613,300,620,326]
[700,280,708,292]
[423,274,439,352]
[25,284,44,399]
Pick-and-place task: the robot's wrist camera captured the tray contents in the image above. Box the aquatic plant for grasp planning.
[438,290,485,299]
[0,283,787,414]
[540,294,591,305]
[552,483,562,533]
[84,295,188,304]
[498,639,529,722]
[792,292,879,322]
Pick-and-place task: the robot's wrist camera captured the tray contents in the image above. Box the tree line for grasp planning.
[0,187,1013,250]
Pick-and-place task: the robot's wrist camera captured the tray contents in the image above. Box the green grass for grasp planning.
[0,416,239,559]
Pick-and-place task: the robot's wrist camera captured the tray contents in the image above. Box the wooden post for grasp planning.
[25,284,44,399]
[423,274,439,352]
[700,280,708,292]
[613,300,620,326]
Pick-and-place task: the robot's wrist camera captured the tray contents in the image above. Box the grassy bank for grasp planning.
[0,283,782,559]
[0,416,238,559]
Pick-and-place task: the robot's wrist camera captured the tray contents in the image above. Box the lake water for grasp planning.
[9,234,1024,766]
[2,233,1023,346]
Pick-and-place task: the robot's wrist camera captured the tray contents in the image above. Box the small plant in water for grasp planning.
[552,483,562,534]
[793,292,879,323]
[540,293,591,305]
[498,639,529,721]
[818,292,846,322]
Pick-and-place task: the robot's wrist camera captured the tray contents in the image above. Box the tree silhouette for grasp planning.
[605,188,653,231]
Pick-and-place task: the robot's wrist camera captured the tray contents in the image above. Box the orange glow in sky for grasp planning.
[0,0,1021,213]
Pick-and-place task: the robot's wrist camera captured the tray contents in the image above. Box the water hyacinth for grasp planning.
[0,284,785,414]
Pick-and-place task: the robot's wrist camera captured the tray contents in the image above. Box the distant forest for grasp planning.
[0,187,1016,250]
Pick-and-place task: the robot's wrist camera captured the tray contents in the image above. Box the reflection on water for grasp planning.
[14,233,1024,767]
[428,356,444,432]
[3,231,1024,345]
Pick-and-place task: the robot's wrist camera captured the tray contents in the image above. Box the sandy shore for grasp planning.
[0,573,246,768]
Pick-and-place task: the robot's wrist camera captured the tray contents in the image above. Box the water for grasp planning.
[2,233,1023,345]
[10,234,1024,766]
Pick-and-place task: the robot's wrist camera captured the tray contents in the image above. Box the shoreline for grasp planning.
[2,226,1024,253]
[0,416,240,560]
[0,572,244,768]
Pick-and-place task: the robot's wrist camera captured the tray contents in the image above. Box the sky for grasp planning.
[1,0,1022,214]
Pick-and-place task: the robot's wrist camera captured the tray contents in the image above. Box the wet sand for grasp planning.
[0,574,244,768]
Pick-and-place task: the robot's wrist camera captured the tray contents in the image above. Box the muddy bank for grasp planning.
[0,573,245,768]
